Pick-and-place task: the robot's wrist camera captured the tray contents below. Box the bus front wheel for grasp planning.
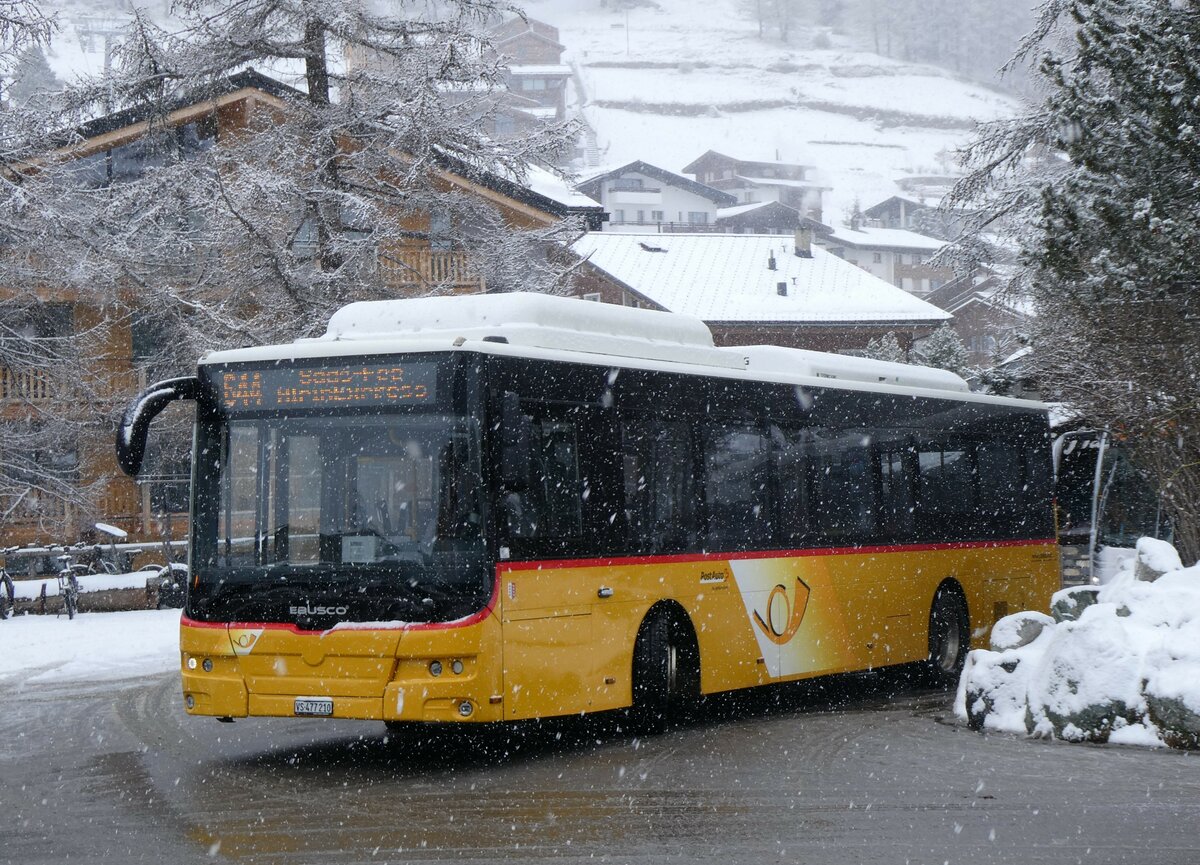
[925,586,968,687]
[629,610,698,735]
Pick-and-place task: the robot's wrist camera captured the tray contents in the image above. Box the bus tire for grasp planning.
[925,585,968,688]
[629,610,698,735]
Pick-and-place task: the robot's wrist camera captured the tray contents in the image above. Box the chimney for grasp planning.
[767,252,777,270]
[777,281,788,296]
[794,227,813,258]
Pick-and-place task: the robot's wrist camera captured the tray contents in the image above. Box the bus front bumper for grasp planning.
[179,617,504,723]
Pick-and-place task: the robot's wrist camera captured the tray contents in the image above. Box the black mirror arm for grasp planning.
[115,376,205,477]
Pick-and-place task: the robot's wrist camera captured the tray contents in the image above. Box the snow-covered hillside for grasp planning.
[526,0,1022,222]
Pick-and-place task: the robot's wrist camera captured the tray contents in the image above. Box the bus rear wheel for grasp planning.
[629,611,697,735]
[925,587,968,687]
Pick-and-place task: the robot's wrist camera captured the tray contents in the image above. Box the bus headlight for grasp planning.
[457,700,473,717]
[429,660,443,677]
[451,659,464,675]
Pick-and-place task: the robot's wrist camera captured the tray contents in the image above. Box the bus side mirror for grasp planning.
[116,376,205,477]
[500,392,534,491]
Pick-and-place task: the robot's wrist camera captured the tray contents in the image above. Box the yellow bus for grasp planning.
[118,293,1059,733]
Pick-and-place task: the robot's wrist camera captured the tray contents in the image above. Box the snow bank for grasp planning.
[955,538,1200,748]
[12,570,159,599]
[0,609,181,685]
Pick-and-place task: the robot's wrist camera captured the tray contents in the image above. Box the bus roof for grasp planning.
[201,293,1044,411]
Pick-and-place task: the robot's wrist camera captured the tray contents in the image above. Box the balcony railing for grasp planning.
[380,248,484,291]
[0,367,54,401]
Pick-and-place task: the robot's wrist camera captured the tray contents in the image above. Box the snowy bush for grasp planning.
[955,537,1200,748]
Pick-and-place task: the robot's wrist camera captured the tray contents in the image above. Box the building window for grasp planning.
[895,253,905,264]
[613,209,625,223]
[429,210,452,251]
[912,254,923,265]
[651,210,664,222]
[873,252,883,263]
[519,78,547,91]
[687,211,709,225]
[70,118,216,189]
[637,210,645,223]
[582,292,602,302]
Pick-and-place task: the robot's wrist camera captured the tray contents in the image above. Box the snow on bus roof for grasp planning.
[212,292,969,394]
[202,294,985,397]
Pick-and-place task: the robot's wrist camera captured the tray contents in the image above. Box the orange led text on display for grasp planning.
[220,365,434,411]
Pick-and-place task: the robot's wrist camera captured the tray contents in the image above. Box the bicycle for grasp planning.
[0,566,13,620]
[56,554,82,620]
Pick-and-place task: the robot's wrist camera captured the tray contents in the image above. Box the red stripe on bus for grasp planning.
[495,537,1058,573]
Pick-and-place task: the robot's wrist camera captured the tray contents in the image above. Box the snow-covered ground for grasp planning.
[0,608,180,685]
[956,538,1200,749]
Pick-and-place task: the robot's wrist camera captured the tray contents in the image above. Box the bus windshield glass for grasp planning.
[190,410,488,625]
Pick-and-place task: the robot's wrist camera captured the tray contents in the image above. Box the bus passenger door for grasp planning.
[497,399,615,719]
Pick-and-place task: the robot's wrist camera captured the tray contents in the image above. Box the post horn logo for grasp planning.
[752,577,811,645]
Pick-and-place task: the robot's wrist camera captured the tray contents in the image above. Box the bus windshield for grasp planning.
[190,411,488,625]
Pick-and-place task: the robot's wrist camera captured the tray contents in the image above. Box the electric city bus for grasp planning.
[117,293,1060,732]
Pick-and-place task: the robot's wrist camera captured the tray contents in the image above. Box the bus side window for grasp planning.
[621,417,696,554]
[916,442,976,530]
[810,431,876,540]
[975,439,1023,524]
[535,421,582,538]
[877,444,915,538]
[704,423,772,551]
[772,424,812,545]
[506,418,583,541]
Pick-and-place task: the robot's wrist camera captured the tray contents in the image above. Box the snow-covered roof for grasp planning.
[430,147,602,222]
[522,163,606,210]
[824,224,945,252]
[575,161,738,206]
[507,64,572,76]
[681,150,815,174]
[716,201,776,218]
[570,233,951,325]
[735,175,827,190]
[516,106,560,120]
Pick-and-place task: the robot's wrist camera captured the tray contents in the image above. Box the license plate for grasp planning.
[294,697,334,717]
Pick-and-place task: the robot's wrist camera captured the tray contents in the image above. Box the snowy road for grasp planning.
[2,622,1200,864]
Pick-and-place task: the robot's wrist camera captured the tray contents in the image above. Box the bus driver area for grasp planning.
[121,293,1059,730]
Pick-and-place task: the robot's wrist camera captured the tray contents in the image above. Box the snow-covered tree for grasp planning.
[912,325,968,377]
[0,1,582,538]
[23,0,581,357]
[0,3,103,537]
[862,331,906,364]
[6,43,59,108]
[947,0,1200,561]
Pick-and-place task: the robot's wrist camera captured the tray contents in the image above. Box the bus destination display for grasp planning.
[220,363,437,411]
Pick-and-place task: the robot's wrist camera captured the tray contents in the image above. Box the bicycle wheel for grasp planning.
[65,577,78,620]
[0,573,11,620]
